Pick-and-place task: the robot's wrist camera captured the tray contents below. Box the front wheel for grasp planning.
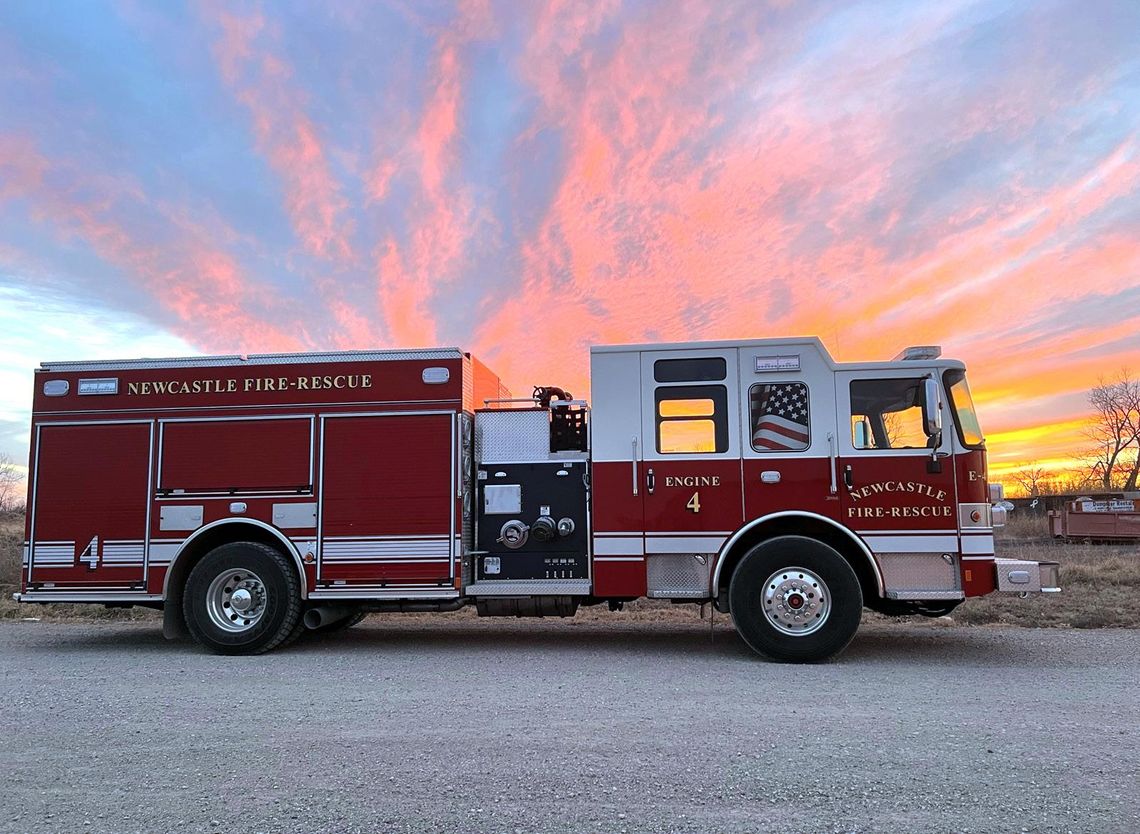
[729,536,862,662]
[184,542,303,655]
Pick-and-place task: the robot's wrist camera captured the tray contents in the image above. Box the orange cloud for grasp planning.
[370,0,494,347]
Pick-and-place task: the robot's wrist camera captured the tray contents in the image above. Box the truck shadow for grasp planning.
[22,619,1065,667]
[295,621,1045,666]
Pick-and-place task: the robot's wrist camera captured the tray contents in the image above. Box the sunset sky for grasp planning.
[1,0,1138,491]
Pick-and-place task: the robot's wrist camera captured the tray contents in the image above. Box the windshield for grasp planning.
[943,369,984,448]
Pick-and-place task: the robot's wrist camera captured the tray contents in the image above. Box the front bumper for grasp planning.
[994,558,1061,593]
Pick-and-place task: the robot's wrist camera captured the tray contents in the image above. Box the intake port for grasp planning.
[498,520,529,549]
[531,516,556,543]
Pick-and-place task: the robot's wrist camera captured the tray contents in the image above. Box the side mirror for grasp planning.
[922,378,942,438]
[853,417,871,449]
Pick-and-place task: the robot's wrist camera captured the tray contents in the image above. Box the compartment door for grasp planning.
[29,422,153,588]
[318,413,456,588]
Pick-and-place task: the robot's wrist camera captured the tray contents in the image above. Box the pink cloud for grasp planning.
[0,133,304,352]
[209,7,354,263]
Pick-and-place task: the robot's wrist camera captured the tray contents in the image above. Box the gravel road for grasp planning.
[1,617,1137,834]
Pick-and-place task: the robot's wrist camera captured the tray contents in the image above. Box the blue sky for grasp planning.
[1,0,1138,485]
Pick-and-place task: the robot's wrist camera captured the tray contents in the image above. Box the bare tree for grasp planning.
[0,453,24,512]
[1084,371,1140,490]
[1012,462,1054,497]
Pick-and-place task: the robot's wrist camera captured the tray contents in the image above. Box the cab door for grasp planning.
[740,346,841,522]
[835,370,960,596]
[639,350,743,557]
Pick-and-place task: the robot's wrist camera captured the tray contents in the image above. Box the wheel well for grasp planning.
[715,517,881,609]
[163,522,304,634]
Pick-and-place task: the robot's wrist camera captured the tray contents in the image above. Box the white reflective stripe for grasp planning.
[593,538,645,556]
[855,529,956,536]
[961,555,994,561]
[593,556,646,562]
[102,542,146,563]
[593,531,643,538]
[644,530,732,537]
[319,557,450,564]
[960,536,995,555]
[322,539,450,558]
[323,534,449,541]
[31,543,75,564]
[864,535,959,553]
[645,535,726,554]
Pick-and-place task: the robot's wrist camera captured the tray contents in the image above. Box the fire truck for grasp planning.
[16,338,1059,661]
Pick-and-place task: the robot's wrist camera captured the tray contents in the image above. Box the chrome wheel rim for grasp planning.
[205,569,268,633]
[762,566,830,636]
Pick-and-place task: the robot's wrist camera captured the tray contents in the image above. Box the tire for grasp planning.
[183,541,303,655]
[729,535,862,662]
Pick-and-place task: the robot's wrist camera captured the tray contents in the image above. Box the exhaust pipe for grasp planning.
[303,605,356,630]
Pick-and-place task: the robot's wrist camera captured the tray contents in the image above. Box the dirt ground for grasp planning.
[2,619,1138,834]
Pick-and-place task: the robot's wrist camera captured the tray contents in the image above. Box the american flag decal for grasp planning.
[751,383,810,450]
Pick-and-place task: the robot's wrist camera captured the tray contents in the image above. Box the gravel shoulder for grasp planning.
[1,617,1137,834]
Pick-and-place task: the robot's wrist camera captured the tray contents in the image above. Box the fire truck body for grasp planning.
[17,337,1059,661]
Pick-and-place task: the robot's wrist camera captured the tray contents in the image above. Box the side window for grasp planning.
[850,378,929,450]
[655,385,728,454]
[654,357,727,382]
[750,383,810,451]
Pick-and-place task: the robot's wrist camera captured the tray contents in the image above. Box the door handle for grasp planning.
[827,431,837,495]
[631,437,639,496]
[646,468,655,494]
[843,465,854,489]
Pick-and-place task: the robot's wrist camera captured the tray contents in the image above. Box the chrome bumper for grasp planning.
[994,558,1061,593]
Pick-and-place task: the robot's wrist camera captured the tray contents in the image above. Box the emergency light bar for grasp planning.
[893,345,942,361]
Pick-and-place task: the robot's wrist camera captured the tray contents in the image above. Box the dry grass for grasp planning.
[952,512,1140,628]
[2,511,1136,628]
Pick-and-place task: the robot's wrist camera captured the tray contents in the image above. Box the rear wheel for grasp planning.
[729,535,862,662]
[184,542,302,655]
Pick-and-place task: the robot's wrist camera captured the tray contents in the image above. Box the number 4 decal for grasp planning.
[686,491,701,513]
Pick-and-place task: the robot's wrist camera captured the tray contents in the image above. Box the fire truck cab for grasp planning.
[17,338,1059,661]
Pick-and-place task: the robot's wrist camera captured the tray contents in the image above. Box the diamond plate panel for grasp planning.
[646,554,710,598]
[459,413,474,552]
[475,410,550,463]
[465,579,591,596]
[995,558,1047,592]
[879,552,960,594]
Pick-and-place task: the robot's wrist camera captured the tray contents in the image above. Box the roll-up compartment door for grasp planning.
[30,422,153,587]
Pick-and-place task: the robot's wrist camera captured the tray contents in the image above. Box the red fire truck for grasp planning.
[16,338,1059,661]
